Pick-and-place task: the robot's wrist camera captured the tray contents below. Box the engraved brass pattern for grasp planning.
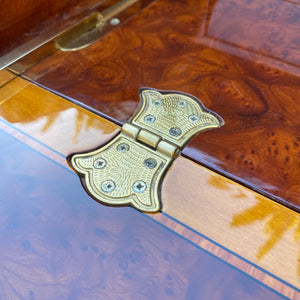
[69,88,224,213]
[133,89,223,147]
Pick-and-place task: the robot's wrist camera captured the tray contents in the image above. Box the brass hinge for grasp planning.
[69,88,224,213]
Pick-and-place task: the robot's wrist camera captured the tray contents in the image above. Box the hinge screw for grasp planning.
[117,143,130,153]
[169,127,182,137]
[144,114,156,123]
[94,158,106,169]
[152,99,163,107]
[101,180,116,193]
[110,18,120,26]
[177,100,187,107]
[133,181,147,193]
[189,114,200,122]
[144,158,157,169]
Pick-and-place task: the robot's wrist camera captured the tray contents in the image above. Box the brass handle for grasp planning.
[55,0,138,51]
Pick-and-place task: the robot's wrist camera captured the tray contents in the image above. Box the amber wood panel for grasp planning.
[23,0,300,211]
[0,77,299,298]
[162,158,300,295]
[0,77,120,154]
[0,70,15,87]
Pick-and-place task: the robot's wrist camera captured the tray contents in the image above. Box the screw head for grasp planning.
[152,99,163,107]
[132,181,147,193]
[144,158,157,169]
[94,158,106,169]
[117,143,130,153]
[144,114,156,123]
[189,114,200,122]
[110,18,120,25]
[101,180,115,193]
[177,99,187,107]
[169,127,182,137]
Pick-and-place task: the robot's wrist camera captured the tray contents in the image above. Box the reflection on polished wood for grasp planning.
[0,70,15,87]
[0,77,299,298]
[23,0,300,211]
[231,197,300,262]
[162,158,300,293]
[0,129,285,299]
[0,0,101,56]
[203,0,300,69]
[1,0,155,70]
[0,77,119,154]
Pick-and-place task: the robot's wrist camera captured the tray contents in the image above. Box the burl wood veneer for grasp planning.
[0,74,298,297]
[0,0,154,65]
[23,0,300,209]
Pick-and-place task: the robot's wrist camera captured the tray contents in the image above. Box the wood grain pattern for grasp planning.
[23,0,300,210]
[163,158,300,293]
[1,0,156,70]
[0,128,286,299]
[0,77,120,154]
[0,77,299,297]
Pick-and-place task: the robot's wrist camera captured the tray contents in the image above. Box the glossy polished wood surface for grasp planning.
[0,0,155,70]
[0,70,15,87]
[24,0,300,210]
[162,159,300,294]
[0,131,286,299]
[0,0,102,56]
[0,131,284,300]
[0,76,299,298]
[0,76,120,154]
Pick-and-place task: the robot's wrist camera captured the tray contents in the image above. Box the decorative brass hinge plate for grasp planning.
[69,88,224,213]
